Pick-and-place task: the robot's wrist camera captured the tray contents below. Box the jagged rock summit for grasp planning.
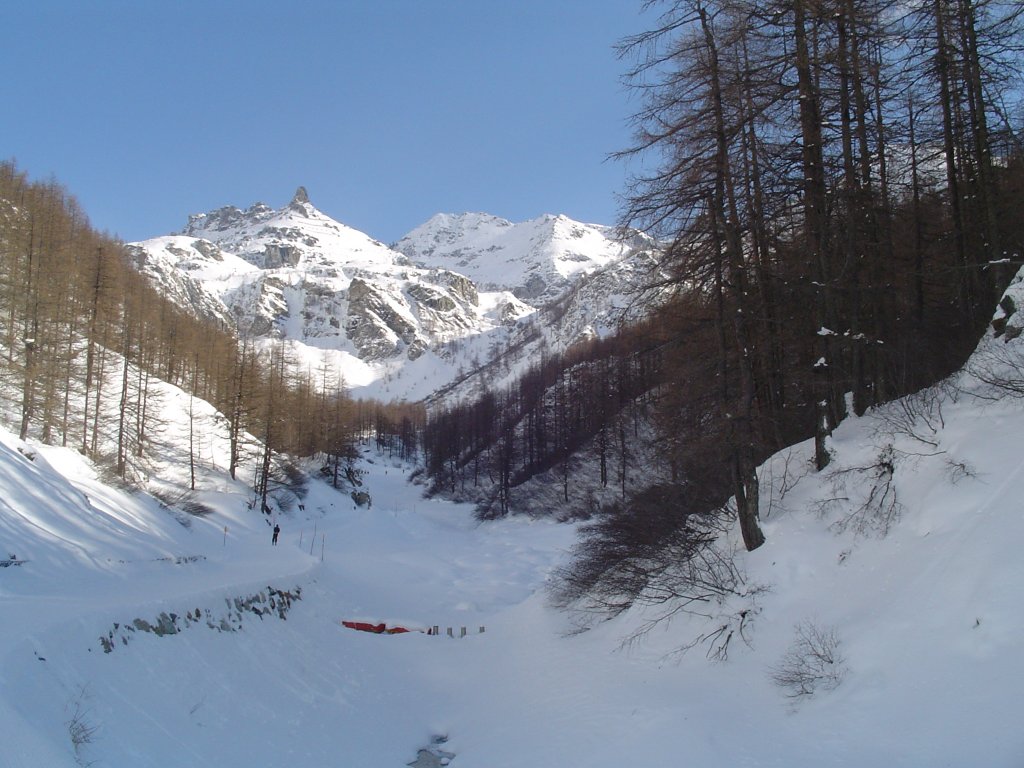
[181,187,397,271]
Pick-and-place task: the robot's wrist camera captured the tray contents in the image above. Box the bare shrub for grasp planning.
[270,461,309,510]
[550,483,764,660]
[770,621,847,699]
[66,684,99,766]
[944,456,977,484]
[658,603,760,662]
[815,444,902,537]
[550,484,740,619]
[967,336,1024,398]
[871,384,950,452]
[871,382,979,486]
[761,448,809,520]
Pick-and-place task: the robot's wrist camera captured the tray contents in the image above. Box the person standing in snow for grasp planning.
[272,524,280,545]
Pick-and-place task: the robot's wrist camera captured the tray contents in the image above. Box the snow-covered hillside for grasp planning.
[429,245,668,406]
[1,275,1023,766]
[394,211,644,304]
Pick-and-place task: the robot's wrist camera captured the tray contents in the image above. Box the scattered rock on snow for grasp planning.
[407,735,454,767]
[98,586,302,653]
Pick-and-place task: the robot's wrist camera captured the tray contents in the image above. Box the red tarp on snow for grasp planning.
[341,620,418,635]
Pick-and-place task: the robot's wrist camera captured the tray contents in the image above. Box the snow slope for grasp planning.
[2,277,1024,765]
[394,211,634,303]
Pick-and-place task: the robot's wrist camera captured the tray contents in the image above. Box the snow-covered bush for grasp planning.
[770,620,847,699]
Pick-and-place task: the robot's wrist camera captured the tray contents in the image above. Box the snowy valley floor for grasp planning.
[2,370,1024,765]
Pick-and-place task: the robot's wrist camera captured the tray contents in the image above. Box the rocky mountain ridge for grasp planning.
[394,211,643,304]
[127,189,658,402]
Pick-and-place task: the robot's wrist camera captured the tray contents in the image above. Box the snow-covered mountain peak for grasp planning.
[130,195,657,402]
[129,195,547,398]
[394,211,634,303]
[408,212,515,244]
[181,189,397,271]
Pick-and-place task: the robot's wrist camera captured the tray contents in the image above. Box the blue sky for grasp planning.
[2,1,652,244]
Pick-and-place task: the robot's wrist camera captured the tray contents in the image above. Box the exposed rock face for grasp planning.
[499,300,528,327]
[124,241,237,329]
[262,243,301,269]
[346,277,419,360]
[517,274,550,301]
[992,295,1019,338]
[429,246,669,406]
[190,239,223,261]
[433,270,479,306]
[408,283,457,313]
[244,276,287,337]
